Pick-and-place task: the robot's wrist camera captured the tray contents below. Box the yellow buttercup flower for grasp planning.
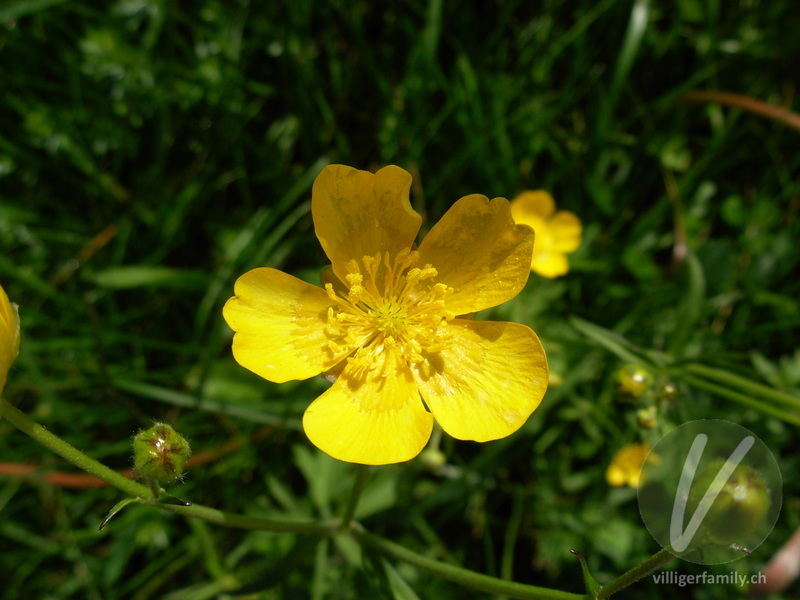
[509,191,581,278]
[223,165,549,465]
[606,443,652,488]
[0,284,21,394]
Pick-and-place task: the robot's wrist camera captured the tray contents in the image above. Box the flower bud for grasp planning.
[0,284,21,394]
[419,448,446,470]
[133,423,191,484]
[606,443,652,488]
[613,364,654,400]
[688,460,771,547]
[636,406,658,429]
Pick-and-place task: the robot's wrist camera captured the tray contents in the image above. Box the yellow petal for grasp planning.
[606,464,627,487]
[312,165,422,284]
[223,268,349,383]
[532,252,569,278]
[303,350,434,464]
[606,444,651,488]
[550,211,582,253]
[417,195,534,314]
[0,284,20,393]
[413,320,548,442]
[510,190,555,220]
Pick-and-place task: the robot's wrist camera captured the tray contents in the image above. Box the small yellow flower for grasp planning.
[0,284,21,394]
[509,191,581,278]
[606,443,652,488]
[223,165,549,465]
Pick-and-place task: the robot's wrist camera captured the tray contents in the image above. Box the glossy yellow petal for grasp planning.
[0,284,20,393]
[532,252,569,278]
[417,195,534,314]
[413,320,548,442]
[303,350,433,464]
[312,165,422,284]
[510,190,555,220]
[550,211,582,253]
[223,268,350,383]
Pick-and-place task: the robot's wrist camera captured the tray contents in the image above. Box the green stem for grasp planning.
[340,464,370,532]
[352,526,583,600]
[0,397,150,498]
[501,491,524,580]
[1,397,342,535]
[596,547,676,599]
[681,363,800,410]
[675,373,800,427]
[154,502,339,535]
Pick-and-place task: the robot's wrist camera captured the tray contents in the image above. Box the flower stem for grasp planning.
[352,526,584,600]
[0,397,150,498]
[595,547,677,599]
[1,397,346,534]
[340,464,370,532]
[154,502,340,535]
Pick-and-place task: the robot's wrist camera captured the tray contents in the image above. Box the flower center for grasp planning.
[324,249,455,373]
[373,300,409,336]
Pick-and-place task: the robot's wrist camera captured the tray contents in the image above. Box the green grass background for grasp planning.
[1,0,800,598]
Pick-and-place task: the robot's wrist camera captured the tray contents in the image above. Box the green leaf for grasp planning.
[99,497,143,531]
[569,316,658,367]
[89,266,209,290]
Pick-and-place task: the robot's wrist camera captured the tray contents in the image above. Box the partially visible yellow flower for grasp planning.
[606,443,652,488]
[0,284,21,394]
[223,165,549,465]
[509,191,581,278]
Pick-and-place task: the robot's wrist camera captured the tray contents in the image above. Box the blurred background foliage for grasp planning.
[1,0,800,598]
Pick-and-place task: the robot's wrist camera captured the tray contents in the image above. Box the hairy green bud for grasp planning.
[688,460,771,547]
[133,423,191,484]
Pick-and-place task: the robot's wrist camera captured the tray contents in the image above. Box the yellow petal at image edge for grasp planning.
[303,352,434,465]
[0,285,20,393]
[223,268,349,383]
[417,195,534,315]
[312,165,422,284]
[414,320,548,442]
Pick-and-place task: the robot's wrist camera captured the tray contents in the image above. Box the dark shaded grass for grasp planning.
[1,1,800,598]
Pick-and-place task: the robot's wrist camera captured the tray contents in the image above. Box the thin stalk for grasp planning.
[681,363,800,410]
[501,491,524,580]
[352,526,583,600]
[1,397,150,498]
[596,547,676,599]
[683,90,800,134]
[340,464,370,532]
[154,502,339,535]
[1,397,342,535]
[676,374,800,427]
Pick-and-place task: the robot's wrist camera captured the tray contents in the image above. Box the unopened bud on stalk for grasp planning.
[133,423,191,485]
[613,364,654,400]
[688,460,771,547]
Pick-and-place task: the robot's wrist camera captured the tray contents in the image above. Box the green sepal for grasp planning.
[570,549,602,599]
[98,497,143,531]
